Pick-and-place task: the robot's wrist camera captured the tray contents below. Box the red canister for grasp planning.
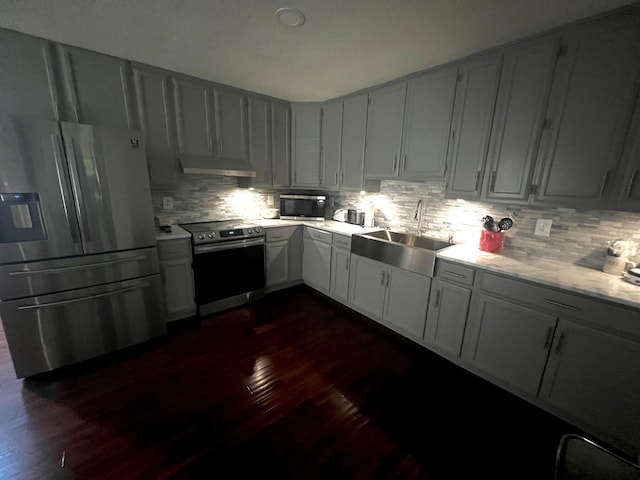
[479,230,505,254]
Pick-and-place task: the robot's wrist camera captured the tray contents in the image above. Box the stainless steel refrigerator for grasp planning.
[0,116,166,378]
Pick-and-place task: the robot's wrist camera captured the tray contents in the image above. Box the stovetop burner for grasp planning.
[180,219,264,245]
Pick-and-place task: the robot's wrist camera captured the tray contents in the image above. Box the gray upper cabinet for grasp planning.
[214,89,249,162]
[0,29,60,120]
[271,102,291,188]
[172,76,215,158]
[292,104,322,187]
[132,63,178,187]
[248,97,271,186]
[533,16,640,208]
[481,37,560,203]
[320,101,343,189]
[340,93,369,190]
[446,54,503,200]
[364,82,407,178]
[611,93,640,211]
[400,67,458,179]
[57,44,134,129]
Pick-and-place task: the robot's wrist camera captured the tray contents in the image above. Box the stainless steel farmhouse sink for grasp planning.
[351,230,455,277]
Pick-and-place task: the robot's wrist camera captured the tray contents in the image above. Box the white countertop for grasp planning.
[155,225,191,241]
[252,219,381,236]
[437,244,640,310]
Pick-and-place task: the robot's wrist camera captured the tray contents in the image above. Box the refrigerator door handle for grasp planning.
[66,137,92,243]
[9,254,149,276]
[51,134,81,244]
[17,282,149,310]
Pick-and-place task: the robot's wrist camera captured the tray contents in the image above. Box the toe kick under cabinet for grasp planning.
[157,237,196,322]
[461,269,640,457]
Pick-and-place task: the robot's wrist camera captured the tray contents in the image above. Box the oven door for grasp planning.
[192,237,265,310]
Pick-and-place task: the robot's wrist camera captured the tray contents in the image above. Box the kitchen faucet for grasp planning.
[414,199,424,236]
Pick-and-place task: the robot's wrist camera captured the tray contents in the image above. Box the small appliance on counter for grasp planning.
[603,238,637,276]
[261,208,279,219]
[623,268,640,286]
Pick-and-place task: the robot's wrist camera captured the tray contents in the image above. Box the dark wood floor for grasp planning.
[0,285,578,479]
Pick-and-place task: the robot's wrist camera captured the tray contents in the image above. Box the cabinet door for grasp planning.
[160,258,196,321]
[540,319,640,453]
[302,237,331,292]
[0,29,60,119]
[424,279,471,357]
[384,267,431,339]
[482,38,559,203]
[292,105,321,187]
[446,55,502,199]
[271,103,291,188]
[58,45,133,129]
[248,97,271,186]
[534,19,640,208]
[348,254,386,319]
[340,93,368,190]
[172,77,214,157]
[320,101,343,189]
[132,64,177,187]
[214,89,249,162]
[610,91,640,211]
[401,67,457,179]
[364,82,407,178]
[462,294,556,396]
[266,241,289,287]
[330,247,350,303]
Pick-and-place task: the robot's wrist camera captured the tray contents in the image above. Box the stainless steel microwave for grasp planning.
[279,195,327,221]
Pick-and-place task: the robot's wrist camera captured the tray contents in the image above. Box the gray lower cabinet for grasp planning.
[265,226,302,290]
[271,102,291,188]
[539,319,640,455]
[214,88,249,163]
[445,54,502,199]
[348,254,431,340]
[157,238,196,322]
[292,104,322,187]
[533,16,640,208]
[56,44,134,129]
[610,93,640,211]
[481,37,560,203]
[302,227,332,291]
[320,100,343,189]
[132,64,178,187]
[0,28,60,119]
[172,76,215,158]
[401,67,458,180]
[364,82,407,179]
[329,234,351,303]
[424,260,475,356]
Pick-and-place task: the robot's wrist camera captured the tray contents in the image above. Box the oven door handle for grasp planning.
[194,238,265,254]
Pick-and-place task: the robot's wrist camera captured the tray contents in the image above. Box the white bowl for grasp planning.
[261,208,279,219]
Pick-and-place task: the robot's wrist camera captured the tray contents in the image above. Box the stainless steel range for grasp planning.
[180,220,266,316]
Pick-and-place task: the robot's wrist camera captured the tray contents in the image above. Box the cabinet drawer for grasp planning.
[157,238,192,260]
[435,260,475,286]
[481,272,640,338]
[305,227,332,244]
[332,234,351,251]
[266,226,298,243]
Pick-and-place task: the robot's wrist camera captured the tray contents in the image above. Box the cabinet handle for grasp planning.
[444,270,465,279]
[626,170,638,199]
[341,171,344,184]
[402,154,407,172]
[380,271,386,286]
[345,258,350,271]
[218,136,224,155]
[543,326,554,349]
[599,170,610,197]
[392,155,398,172]
[73,104,80,122]
[490,171,497,192]
[271,235,283,239]
[208,136,213,153]
[554,331,565,354]
[474,171,481,191]
[385,271,390,287]
[335,172,338,184]
[543,299,581,311]
[434,289,441,308]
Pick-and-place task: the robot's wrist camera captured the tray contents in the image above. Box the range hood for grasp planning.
[180,156,256,177]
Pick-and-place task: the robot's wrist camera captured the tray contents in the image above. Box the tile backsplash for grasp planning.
[153,176,640,270]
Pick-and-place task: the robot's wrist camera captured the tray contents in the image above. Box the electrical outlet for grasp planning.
[534,218,552,237]
[162,197,173,210]
[267,195,274,206]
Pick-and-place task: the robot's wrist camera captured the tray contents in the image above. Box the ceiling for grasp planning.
[0,0,637,102]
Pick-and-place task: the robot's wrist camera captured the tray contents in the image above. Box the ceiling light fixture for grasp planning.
[274,7,305,27]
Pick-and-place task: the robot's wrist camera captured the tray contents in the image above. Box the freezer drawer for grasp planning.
[0,275,166,378]
[0,247,160,301]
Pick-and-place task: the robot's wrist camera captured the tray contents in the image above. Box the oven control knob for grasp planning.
[247,228,254,234]
[198,234,205,240]
[208,233,214,238]
[255,227,262,233]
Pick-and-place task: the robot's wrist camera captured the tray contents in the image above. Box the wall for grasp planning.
[153,176,640,270]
